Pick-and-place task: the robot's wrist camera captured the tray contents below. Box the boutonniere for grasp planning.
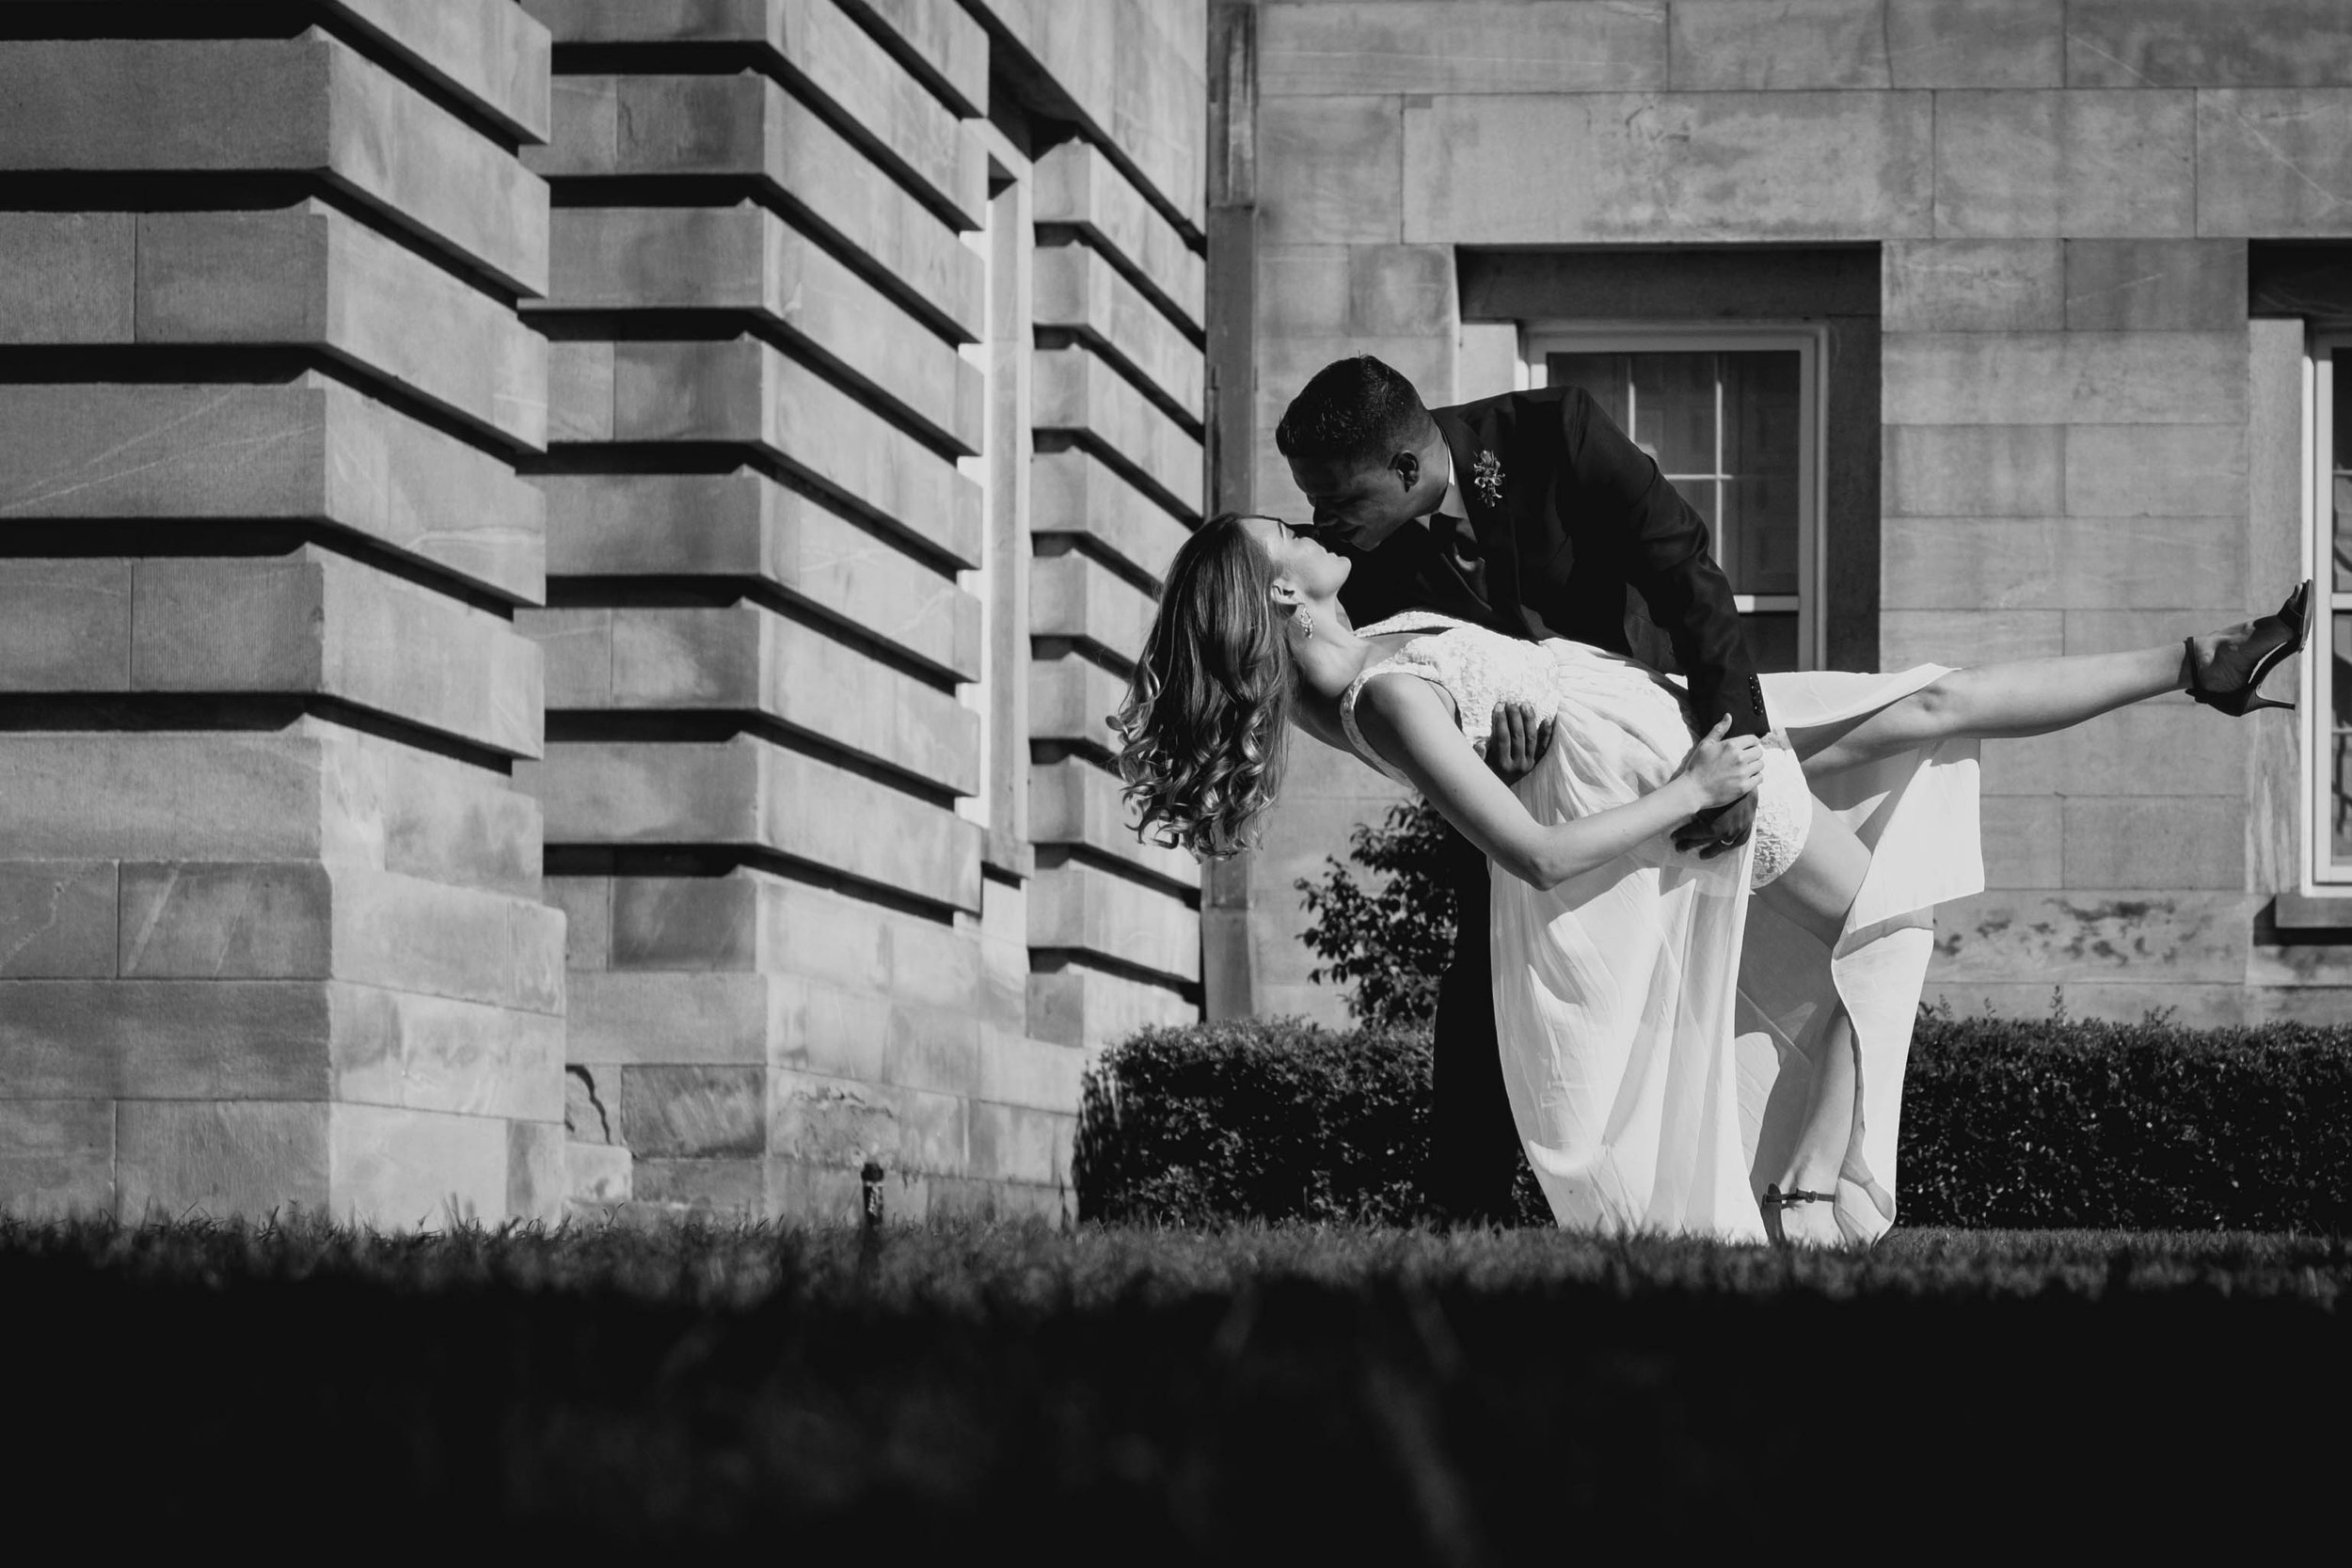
[1471,449,1504,507]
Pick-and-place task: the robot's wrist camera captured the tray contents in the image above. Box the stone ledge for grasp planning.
[547,335,982,569]
[1031,552,1159,673]
[324,0,554,143]
[1035,140,1205,331]
[525,0,986,228]
[0,35,548,294]
[1030,449,1190,589]
[1029,860,1200,985]
[535,469,980,681]
[524,600,978,794]
[1033,242,1205,429]
[0,379,546,607]
[835,0,989,119]
[1028,757,1200,891]
[1025,956,1195,1049]
[530,71,982,340]
[1032,346,1204,520]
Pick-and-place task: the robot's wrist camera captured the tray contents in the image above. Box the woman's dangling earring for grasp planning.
[1295,609,1315,641]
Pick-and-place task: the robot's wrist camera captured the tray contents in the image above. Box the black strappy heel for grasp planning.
[2186,579,2312,717]
[1760,1182,1838,1246]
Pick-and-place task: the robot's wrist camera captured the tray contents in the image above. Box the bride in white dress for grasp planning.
[1116,512,2308,1245]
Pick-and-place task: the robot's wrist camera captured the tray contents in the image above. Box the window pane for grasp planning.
[2334,473,2352,595]
[1721,351,1802,597]
[2335,613,2352,866]
[1740,612,1801,675]
[1629,353,1716,474]
[1546,353,1629,433]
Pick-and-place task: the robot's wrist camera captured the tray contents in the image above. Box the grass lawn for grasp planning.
[9,1217,2344,1553]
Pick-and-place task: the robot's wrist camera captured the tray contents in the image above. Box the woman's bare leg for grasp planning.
[1791,643,2188,776]
[1753,800,1877,1244]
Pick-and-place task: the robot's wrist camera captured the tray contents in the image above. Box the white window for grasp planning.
[2306,331,2352,886]
[1520,326,1826,673]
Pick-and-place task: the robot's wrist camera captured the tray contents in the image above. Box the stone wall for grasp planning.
[1227,0,2352,1026]
[0,3,565,1224]
[0,0,1209,1225]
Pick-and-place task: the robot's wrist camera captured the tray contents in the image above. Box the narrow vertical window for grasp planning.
[2309,332,2352,883]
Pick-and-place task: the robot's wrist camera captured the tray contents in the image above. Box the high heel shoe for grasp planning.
[2185,579,2312,716]
[1760,1182,1840,1247]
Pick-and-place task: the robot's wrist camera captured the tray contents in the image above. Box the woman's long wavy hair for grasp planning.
[1114,513,1295,859]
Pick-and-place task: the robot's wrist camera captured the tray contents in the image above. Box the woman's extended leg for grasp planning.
[1789,643,2187,776]
[1752,800,1877,1245]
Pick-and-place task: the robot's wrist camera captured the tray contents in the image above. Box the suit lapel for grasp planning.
[1435,404,1523,633]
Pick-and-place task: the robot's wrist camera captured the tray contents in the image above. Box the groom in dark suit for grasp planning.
[1277,354,1769,1223]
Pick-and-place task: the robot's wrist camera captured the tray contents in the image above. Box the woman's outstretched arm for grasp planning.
[1349,673,1759,891]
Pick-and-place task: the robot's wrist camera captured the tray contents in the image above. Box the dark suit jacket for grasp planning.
[1332,386,1770,742]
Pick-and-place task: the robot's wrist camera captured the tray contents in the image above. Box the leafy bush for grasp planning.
[1293,799,1455,1027]
[1075,1013,2352,1231]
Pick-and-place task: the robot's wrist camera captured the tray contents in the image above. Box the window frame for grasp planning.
[2305,328,2349,889]
[1518,322,1829,672]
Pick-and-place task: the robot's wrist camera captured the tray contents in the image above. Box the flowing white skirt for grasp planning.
[1489,663,1984,1244]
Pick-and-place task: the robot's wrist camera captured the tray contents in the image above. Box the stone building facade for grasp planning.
[0,0,1208,1225]
[1211,0,2352,1029]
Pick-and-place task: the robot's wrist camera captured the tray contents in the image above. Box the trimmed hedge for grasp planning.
[1073,1014,2352,1231]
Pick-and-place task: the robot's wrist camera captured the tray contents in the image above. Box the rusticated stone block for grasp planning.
[532,72,981,339]
[1032,347,1204,518]
[1880,610,2061,668]
[773,974,895,1083]
[1026,957,1194,1049]
[769,1066,903,1166]
[1669,0,1889,91]
[1882,515,2245,611]
[325,0,554,142]
[0,862,118,979]
[329,1101,513,1227]
[1029,654,1130,756]
[1033,244,1204,424]
[964,1100,1063,1187]
[1035,140,1204,330]
[116,1101,330,1218]
[836,0,988,117]
[1981,796,2061,889]
[0,1101,113,1219]
[2063,797,2244,891]
[596,603,980,794]
[529,0,987,227]
[1928,891,2249,986]
[0,379,545,606]
[116,863,564,1016]
[132,205,546,450]
[566,1140,632,1207]
[536,470,980,680]
[2066,1,2352,89]
[566,971,777,1067]
[1404,91,1934,244]
[0,36,548,293]
[129,550,542,758]
[0,213,134,343]
[1981,703,2241,799]
[1934,89,2196,239]
[621,1064,765,1158]
[2196,89,2352,237]
[1882,424,2062,516]
[0,722,543,901]
[1031,552,1159,673]
[526,736,982,911]
[2063,240,2247,331]
[1030,449,1190,588]
[1028,758,1198,890]
[2063,425,2246,517]
[540,204,981,453]
[1882,240,2063,332]
[507,1117,567,1222]
[1029,860,1199,984]
[0,561,132,691]
[1882,333,2244,426]
[1262,0,1665,95]
[1885,0,2063,89]
[1259,95,1403,247]
[964,0,1205,231]
[631,1156,765,1215]
[330,982,567,1121]
[549,335,983,568]
[972,1029,1086,1114]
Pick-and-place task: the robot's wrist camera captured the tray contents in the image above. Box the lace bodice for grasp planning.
[1336,613,1813,889]
[1338,613,1680,786]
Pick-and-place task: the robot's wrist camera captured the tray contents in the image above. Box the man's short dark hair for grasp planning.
[1274,355,1432,467]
